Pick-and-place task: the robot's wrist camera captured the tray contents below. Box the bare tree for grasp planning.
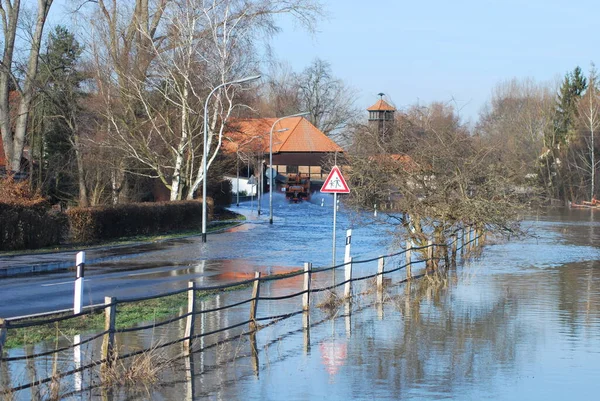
[258,60,301,117]
[346,101,524,258]
[576,65,600,200]
[476,78,555,187]
[0,0,54,172]
[86,0,322,201]
[297,58,357,137]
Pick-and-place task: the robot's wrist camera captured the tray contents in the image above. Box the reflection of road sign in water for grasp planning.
[320,166,350,193]
[319,340,347,377]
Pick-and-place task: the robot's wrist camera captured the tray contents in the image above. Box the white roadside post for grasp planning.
[74,251,85,314]
[344,229,352,267]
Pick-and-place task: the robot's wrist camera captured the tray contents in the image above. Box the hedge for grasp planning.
[0,203,68,251]
[67,199,211,244]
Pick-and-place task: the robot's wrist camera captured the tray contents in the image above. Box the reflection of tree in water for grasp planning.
[345,278,529,398]
[552,261,600,339]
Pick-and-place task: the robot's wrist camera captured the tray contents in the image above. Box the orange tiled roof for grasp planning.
[367,99,396,112]
[225,117,343,154]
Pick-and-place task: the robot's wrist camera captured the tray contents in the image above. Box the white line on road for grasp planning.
[42,279,92,287]
[127,272,154,277]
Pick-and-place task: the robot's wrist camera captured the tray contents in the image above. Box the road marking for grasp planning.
[42,279,92,287]
[42,281,74,287]
[127,272,154,277]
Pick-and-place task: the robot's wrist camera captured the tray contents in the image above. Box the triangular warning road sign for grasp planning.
[320,166,350,193]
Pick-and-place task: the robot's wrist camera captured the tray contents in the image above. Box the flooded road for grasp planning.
[3,203,600,400]
[0,193,394,317]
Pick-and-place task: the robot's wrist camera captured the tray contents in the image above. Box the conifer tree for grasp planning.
[543,66,587,200]
[36,26,86,204]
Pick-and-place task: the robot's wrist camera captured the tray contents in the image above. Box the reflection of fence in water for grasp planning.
[0,227,484,398]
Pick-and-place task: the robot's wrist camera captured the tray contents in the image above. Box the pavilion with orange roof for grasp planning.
[225,116,343,181]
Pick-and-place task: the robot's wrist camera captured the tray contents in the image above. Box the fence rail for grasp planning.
[0,226,485,396]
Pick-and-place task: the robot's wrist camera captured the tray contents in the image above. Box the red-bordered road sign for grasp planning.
[320,166,350,193]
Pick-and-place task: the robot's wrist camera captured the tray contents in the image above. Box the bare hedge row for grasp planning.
[0,203,68,251]
[0,200,211,251]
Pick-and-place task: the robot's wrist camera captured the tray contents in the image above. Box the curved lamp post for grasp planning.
[202,75,261,243]
[269,112,309,224]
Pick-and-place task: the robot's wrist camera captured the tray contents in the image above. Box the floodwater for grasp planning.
[3,199,600,400]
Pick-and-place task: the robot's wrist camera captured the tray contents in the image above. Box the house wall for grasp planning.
[271,152,332,181]
[225,175,257,196]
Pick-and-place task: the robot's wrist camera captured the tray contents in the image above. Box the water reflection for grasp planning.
[4,210,600,400]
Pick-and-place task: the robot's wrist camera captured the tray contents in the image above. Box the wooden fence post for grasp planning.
[405,241,412,280]
[302,262,311,350]
[444,240,450,268]
[250,272,261,330]
[377,256,385,292]
[0,318,7,369]
[466,227,471,252]
[303,263,312,312]
[250,331,259,376]
[451,234,458,265]
[427,240,434,273]
[377,256,385,306]
[102,297,117,369]
[184,281,196,353]
[344,257,352,299]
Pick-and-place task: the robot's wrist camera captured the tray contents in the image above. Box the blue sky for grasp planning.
[48,0,598,123]
[270,0,599,123]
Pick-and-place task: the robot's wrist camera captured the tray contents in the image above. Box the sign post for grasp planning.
[320,166,350,280]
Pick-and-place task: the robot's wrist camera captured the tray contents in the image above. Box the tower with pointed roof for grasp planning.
[367,93,396,139]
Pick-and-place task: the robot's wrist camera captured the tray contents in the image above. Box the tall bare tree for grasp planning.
[297,58,356,137]
[0,0,54,172]
[476,78,555,190]
[576,65,600,200]
[86,0,321,201]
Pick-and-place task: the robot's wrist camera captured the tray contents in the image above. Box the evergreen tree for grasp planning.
[36,26,85,204]
[553,66,587,146]
[542,66,587,201]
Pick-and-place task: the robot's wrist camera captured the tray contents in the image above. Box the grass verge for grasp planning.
[4,284,253,349]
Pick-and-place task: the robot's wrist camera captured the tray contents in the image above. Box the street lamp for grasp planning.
[202,74,261,243]
[269,112,309,224]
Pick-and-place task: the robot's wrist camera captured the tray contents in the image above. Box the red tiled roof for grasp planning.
[225,117,344,154]
[367,99,396,111]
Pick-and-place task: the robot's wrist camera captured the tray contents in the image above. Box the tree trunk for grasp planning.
[7,0,53,172]
[0,0,21,169]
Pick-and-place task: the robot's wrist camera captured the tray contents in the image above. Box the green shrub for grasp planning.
[211,179,233,206]
[67,200,210,244]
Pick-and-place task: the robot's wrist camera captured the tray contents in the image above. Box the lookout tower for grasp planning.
[367,93,396,139]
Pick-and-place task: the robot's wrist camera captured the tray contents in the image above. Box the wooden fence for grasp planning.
[0,226,484,397]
